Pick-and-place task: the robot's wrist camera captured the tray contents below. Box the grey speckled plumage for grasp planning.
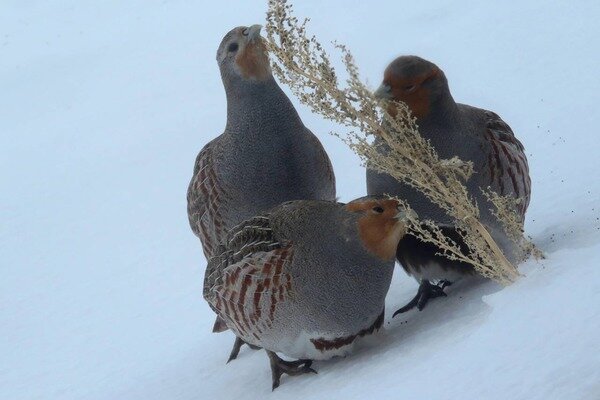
[187,25,335,334]
[204,198,404,388]
[369,56,531,310]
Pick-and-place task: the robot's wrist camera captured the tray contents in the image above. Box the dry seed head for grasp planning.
[266,0,539,284]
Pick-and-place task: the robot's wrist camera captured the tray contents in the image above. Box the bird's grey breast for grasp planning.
[216,129,332,226]
[283,206,392,330]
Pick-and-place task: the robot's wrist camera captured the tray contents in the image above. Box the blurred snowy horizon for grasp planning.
[1,1,599,399]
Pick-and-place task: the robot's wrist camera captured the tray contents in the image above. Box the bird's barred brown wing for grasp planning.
[483,111,531,219]
[187,139,229,258]
[204,215,294,343]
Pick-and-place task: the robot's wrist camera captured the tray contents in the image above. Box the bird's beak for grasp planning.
[374,83,393,100]
[245,24,263,43]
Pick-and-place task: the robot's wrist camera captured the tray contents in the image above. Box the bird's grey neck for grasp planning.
[224,78,305,137]
[419,90,461,133]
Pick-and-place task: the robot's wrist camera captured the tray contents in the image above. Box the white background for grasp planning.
[2,1,599,399]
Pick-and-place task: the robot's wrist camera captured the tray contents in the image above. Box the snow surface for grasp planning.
[2,1,600,399]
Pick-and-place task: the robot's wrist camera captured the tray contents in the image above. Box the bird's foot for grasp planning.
[393,280,452,316]
[227,337,261,363]
[267,351,316,390]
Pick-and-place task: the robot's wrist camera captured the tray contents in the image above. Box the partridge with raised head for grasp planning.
[187,25,336,360]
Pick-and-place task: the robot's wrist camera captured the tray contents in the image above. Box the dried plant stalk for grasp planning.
[265,0,529,284]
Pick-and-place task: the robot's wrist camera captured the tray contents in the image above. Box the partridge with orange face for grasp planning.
[187,25,336,360]
[204,197,407,389]
[369,56,531,313]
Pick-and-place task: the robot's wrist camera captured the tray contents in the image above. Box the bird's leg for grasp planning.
[393,280,452,316]
[438,279,453,290]
[266,350,317,391]
[227,337,261,363]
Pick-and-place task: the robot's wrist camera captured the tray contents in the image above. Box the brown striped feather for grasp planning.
[203,214,295,345]
[208,246,294,343]
[310,311,385,352]
[187,140,230,258]
[483,111,531,220]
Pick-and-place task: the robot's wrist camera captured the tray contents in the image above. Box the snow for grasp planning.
[1,1,599,399]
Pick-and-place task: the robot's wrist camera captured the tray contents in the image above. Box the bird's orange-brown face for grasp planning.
[346,198,407,261]
[233,25,271,81]
[382,67,440,119]
[374,56,443,121]
[217,25,271,82]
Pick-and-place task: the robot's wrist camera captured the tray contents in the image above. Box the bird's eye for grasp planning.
[403,84,417,92]
[228,42,239,52]
[372,206,384,214]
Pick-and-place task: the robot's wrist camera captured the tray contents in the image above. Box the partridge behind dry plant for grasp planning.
[369,56,531,313]
[187,25,336,359]
[204,197,406,389]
